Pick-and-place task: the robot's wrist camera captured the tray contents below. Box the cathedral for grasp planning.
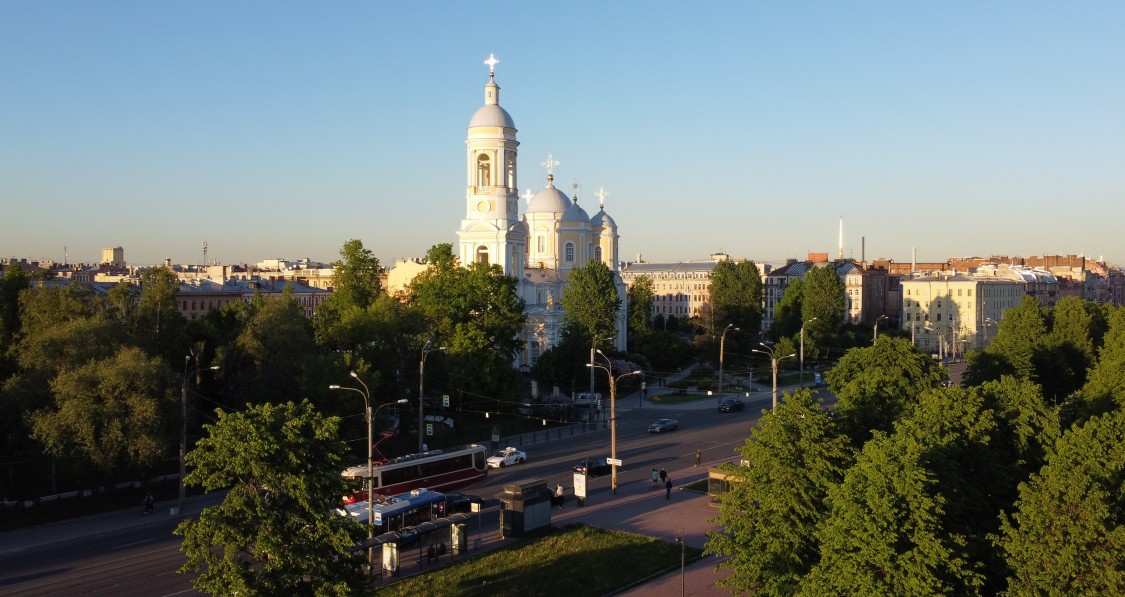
[455,54,627,369]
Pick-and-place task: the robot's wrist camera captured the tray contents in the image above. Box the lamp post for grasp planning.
[799,317,817,386]
[419,340,444,453]
[873,314,888,342]
[717,323,738,407]
[180,358,218,517]
[587,349,641,495]
[983,317,995,349]
[752,343,795,411]
[589,334,613,400]
[329,372,377,570]
[675,527,686,596]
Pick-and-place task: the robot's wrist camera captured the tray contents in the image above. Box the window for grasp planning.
[594,246,603,262]
[537,235,545,253]
[476,245,489,265]
[507,153,516,189]
[476,154,491,187]
[564,242,575,263]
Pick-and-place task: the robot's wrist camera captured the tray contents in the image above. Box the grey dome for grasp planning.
[592,209,617,229]
[469,104,515,128]
[527,184,570,214]
[563,200,590,223]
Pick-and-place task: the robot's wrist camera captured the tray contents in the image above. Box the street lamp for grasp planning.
[589,334,614,401]
[419,340,444,453]
[873,314,889,341]
[717,323,738,407]
[983,317,995,348]
[751,343,795,411]
[180,358,219,517]
[799,317,817,386]
[329,372,378,570]
[587,349,641,495]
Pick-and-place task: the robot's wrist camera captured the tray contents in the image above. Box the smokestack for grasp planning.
[861,236,865,263]
[912,246,917,275]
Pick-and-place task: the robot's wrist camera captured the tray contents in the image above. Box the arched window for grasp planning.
[594,246,603,262]
[507,153,516,189]
[476,245,489,265]
[537,235,545,253]
[477,154,491,187]
[564,242,575,263]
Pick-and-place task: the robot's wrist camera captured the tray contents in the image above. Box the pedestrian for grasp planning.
[142,493,155,516]
[650,468,659,488]
[555,483,565,509]
[695,449,702,467]
[665,478,673,500]
[659,467,667,484]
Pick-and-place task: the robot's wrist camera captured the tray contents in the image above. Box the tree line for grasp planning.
[707,295,1125,595]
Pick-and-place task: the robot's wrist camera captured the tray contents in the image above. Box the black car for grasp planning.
[573,457,612,477]
[718,398,745,412]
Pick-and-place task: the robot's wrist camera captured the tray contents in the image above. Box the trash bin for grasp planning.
[168,506,179,516]
[451,521,467,554]
[495,478,552,539]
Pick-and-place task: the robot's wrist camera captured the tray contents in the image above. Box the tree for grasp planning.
[984,296,1048,381]
[709,259,764,336]
[706,389,853,596]
[1000,408,1125,595]
[801,265,846,340]
[826,336,946,445]
[626,274,654,340]
[0,263,30,351]
[769,278,804,341]
[134,266,186,358]
[1071,305,1125,423]
[561,259,621,344]
[30,346,177,478]
[802,426,986,595]
[328,239,383,310]
[175,400,363,595]
[231,287,318,406]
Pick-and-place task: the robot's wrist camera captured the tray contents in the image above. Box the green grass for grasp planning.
[682,479,708,493]
[649,392,714,405]
[376,524,702,597]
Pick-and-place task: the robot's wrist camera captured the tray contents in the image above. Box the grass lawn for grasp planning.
[376,523,702,597]
[650,392,713,405]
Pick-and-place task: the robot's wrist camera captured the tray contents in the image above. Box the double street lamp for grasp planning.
[419,340,444,453]
[329,372,377,569]
[180,358,218,517]
[873,314,889,341]
[751,343,795,411]
[717,323,738,407]
[587,349,641,495]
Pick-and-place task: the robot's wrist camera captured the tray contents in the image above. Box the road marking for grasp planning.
[112,539,153,550]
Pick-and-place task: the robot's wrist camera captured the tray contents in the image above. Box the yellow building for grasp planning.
[901,276,1024,356]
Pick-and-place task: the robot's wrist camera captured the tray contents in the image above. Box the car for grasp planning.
[573,457,612,477]
[718,398,744,412]
[648,418,679,433]
[487,447,527,468]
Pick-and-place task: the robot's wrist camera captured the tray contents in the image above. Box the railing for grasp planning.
[495,419,607,450]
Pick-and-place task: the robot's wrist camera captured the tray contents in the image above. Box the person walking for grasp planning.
[142,493,155,516]
[555,483,565,509]
[659,467,667,484]
[665,478,673,500]
[650,468,659,488]
[695,449,702,467]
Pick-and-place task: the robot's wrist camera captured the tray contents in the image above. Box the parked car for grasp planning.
[573,457,612,477]
[648,418,679,433]
[718,398,744,412]
[487,447,527,468]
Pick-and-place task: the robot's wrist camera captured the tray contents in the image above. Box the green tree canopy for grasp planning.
[176,400,362,595]
[769,278,804,341]
[1000,408,1125,595]
[561,259,621,344]
[626,274,654,340]
[30,346,176,477]
[313,239,384,350]
[135,266,186,358]
[232,287,318,406]
[709,259,764,336]
[706,388,853,596]
[801,265,846,341]
[826,335,946,445]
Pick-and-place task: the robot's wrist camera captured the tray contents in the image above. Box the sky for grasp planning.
[3,2,1124,269]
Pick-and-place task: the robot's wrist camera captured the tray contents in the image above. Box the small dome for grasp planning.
[527,183,570,214]
[563,199,590,223]
[592,209,617,230]
[469,80,515,129]
[469,104,515,129]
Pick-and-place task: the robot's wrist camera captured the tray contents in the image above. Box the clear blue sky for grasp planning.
[3,2,1123,268]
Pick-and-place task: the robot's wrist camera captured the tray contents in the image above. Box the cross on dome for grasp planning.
[540,153,559,178]
[596,187,609,209]
[522,188,535,205]
[484,53,500,77]
[571,181,581,201]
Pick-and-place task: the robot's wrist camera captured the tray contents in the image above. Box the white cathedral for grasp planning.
[454,54,627,369]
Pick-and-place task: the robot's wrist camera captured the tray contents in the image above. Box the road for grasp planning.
[0,392,786,596]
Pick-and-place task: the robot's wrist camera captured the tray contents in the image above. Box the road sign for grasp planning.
[606,457,622,466]
[491,425,500,443]
[442,394,450,407]
[426,423,433,436]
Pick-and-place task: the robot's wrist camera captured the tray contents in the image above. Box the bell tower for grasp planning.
[458,53,526,277]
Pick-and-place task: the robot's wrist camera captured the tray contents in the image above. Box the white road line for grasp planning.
[111,539,154,550]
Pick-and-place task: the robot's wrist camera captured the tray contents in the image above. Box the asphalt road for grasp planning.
[0,392,785,596]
